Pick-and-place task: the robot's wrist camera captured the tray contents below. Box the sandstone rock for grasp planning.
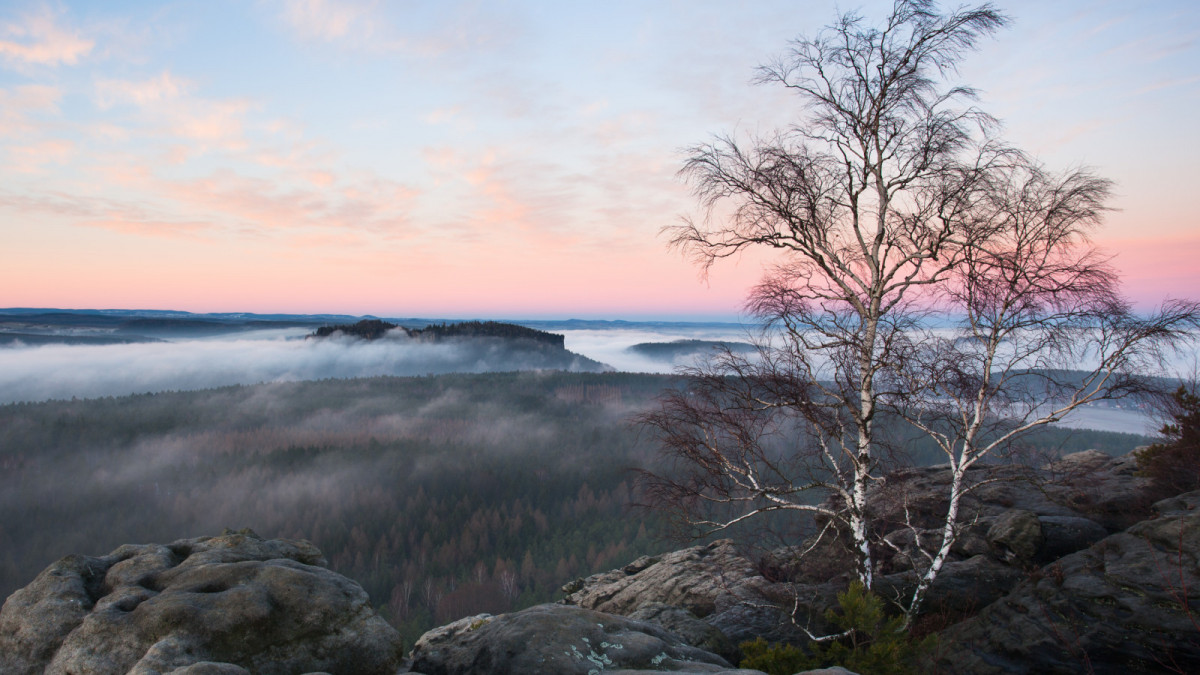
[987,509,1043,563]
[0,532,402,675]
[1036,515,1107,563]
[707,575,834,646]
[628,602,739,665]
[609,667,768,672]
[862,450,1155,583]
[563,451,1160,659]
[936,490,1200,674]
[562,540,760,619]
[409,603,753,674]
[874,555,1024,619]
[561,539,818,647]
[1039,450,1155,530]
[873,451,1154,539]
[163,663,251,675]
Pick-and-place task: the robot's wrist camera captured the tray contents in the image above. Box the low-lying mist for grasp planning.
[0,332,609,404]
[559,326,756,373]
[0,372,674,643]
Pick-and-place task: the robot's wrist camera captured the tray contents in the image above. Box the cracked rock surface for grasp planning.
[408,603,760,675]
[0,531,403,675]
[936,491,1200,674]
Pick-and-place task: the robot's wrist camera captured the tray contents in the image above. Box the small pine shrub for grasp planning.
[739,581,936,675]
[739,637,808,675]
[1136,385,1200,497]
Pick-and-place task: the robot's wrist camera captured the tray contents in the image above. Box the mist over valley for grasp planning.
[0,308,1168,436]
[0,309,753,403]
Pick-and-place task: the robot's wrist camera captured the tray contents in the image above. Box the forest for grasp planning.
[311,319,567,348]
[0,371,1151,647]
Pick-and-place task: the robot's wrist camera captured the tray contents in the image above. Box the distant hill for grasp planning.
[0,332,163,346]
[0,309,326,341]
[310,319,566,348]
[308,319,608,372]
[311,319,400,340]
[411,321,565,348]
[627,339,756,361]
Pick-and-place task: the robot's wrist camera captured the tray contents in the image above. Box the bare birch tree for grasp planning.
[883,161,1199,619]
[643,0,1199,626]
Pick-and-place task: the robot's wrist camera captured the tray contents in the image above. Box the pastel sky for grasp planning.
[1,1,1196,320]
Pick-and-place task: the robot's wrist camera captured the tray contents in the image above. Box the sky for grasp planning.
[0,0,1196,321]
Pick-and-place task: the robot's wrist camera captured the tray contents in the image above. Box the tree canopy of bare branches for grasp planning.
[644,0,1199,626]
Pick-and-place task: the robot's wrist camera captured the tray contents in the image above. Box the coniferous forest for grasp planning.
[0,371,1150,646]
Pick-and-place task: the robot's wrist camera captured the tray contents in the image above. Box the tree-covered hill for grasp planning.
[311,319,566,348]
[311,318,400,339]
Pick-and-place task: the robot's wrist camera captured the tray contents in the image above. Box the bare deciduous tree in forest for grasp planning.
[642,0,1198,626]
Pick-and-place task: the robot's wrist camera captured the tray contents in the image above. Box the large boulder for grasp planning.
[859,451,1149,588]
[0,531,403,675]
[408,603,764,675]
[561,540,812,647]
[936,491,1200,674]
[628,602,740,665]
[562,540,760,619]
[987,509,1044,563]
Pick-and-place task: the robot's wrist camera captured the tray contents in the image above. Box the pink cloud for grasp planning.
[90,71,254,151]
[425,105,463,125]
[271,0,524,61]
[168,99,252,146]
[144,168,420,238]
[0,84,61,137]
[95,71,188,108]
[0,7,93,67]
[81,218,209,238]
[278,0,379,42]
[0,189,207,238]
[5,138,75,173]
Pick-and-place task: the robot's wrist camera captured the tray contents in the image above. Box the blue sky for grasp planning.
[1,1,1197,320]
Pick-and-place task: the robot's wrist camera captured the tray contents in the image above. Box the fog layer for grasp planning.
[0,331,606,404]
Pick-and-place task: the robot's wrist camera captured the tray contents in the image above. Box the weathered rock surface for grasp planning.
[0,531,403,675]
[563,450,1161,659]
[987,509,1044,563]
[562,540,760,619]
[867,451,1151,576]
[561,540,813,646]
[409,603,762,674]
[628,602,740,665]
[936,491,1200,674]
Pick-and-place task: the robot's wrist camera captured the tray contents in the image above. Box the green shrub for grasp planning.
[1136,385,1200,497]
[739,581,935,675]
[739,637,808,675]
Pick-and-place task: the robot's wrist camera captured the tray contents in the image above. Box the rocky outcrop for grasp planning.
[867,451,1149,576]
[562,450,1162,661]
[936,491,1200,674]
[562,540,760,619]
[627,602,740,665]
[0,531,403,675]
[408,603,763,675]
[560,540,813,646]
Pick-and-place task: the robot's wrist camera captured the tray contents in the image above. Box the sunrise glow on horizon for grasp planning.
[2,1,1197,321]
